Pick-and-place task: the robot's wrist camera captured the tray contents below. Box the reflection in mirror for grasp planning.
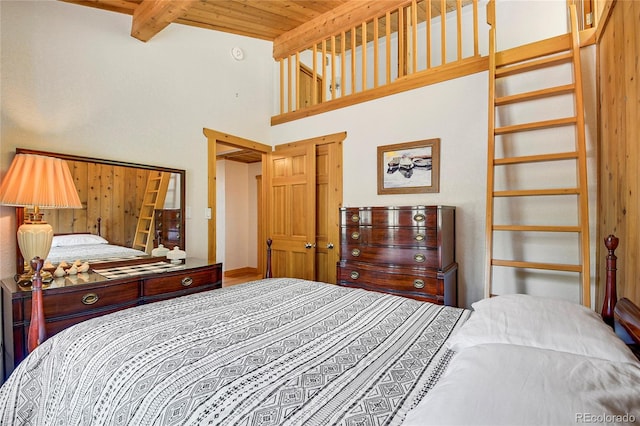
[14,148,186,275]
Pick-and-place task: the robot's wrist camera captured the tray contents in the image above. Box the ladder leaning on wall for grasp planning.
[133,171,171,254]
[484,1,591,306]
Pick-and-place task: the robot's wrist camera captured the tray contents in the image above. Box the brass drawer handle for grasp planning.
[415,233,425,242]
[414,213,425,222]
[350,271,360,280]
[351,214,360,223]
[81,293,99,305]
[181,277,193,287]
[414,279,425,289]
[351,248,361,257]
[351,231,360,240]
[414,253,426,263]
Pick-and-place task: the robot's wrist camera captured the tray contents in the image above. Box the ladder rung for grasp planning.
[140,216,153,220]
[495,152,578,165]
[492,259,582,273]
[133,243,146,249]
[496,52,573,78]
[493,225,581,232]
[495,34,572,68]
[494,188,579,197]
[495,117,576,135]
[496,84,575,106]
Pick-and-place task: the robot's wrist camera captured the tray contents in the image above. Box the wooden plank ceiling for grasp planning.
[61,1,468,48]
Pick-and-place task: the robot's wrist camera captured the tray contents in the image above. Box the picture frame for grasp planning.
[377,138,440,194]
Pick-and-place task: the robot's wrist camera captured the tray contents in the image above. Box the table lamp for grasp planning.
[0,153,83,283]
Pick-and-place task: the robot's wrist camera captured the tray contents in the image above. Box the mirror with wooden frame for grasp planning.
[14,148,186,275]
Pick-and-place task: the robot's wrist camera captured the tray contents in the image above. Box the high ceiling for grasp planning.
[61,0,468,162]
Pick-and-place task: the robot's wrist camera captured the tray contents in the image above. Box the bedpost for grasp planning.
[27,257,47,353]
[602,234,619,327]
[265,238,272,278]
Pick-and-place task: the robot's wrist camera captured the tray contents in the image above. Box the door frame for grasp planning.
[203,128,272,264]
[205,129,346,280]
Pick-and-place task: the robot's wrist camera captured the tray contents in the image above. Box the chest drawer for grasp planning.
[337,261,447,304]
[342,226,438,247]
[143,268,219,297]
[341,244,444,269]
[341,207,438,227]
[25,281,140,319]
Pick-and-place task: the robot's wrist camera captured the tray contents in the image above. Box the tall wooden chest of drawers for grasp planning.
[337,205,457,306]
[154,209,184,250]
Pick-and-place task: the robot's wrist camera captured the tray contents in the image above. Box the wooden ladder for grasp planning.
[484,1,591,306]
[132,171,171,253]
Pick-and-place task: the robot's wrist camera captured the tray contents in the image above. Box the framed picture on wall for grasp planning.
[377,138,440,194]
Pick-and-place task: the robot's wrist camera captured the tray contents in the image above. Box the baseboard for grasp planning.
[224,267,259,277]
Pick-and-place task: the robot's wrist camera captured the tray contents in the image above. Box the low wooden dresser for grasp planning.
[337,205,457,306]
[1,258,221,378]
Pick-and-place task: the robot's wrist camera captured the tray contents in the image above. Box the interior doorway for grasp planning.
[204,128,346,282]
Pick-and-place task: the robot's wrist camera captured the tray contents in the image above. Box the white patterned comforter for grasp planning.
[0,278,469,426]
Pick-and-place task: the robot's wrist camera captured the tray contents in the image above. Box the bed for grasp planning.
[44,233,149,265]
[1,239,639,425]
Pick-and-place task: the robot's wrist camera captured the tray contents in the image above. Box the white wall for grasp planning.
[271,0,597,308]
[0,0,274,278]
[1,0,598,309]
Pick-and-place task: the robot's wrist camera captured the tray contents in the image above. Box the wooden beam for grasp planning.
[273,0,411,60]
[131,0,195,42]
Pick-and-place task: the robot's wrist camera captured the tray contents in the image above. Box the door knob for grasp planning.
[305,242,315,249]
[327,243,334,249]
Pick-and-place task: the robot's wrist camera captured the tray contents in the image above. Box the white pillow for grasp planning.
[404,343,640,426]
[446,294,638,364]
[51,234,109,247]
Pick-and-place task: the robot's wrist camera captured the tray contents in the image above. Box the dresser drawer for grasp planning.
[341,243,445,269]
[25,281,140,319]
[337,261,446,304]
[342,226,438,247]
[341,207,438,227]
[143,268,219,297]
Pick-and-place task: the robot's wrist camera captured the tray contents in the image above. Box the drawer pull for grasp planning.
[413,279,425,289]
[415,233,425,242]
[350,271,360,280]
[181,277,193,287]
[351,214,360,223]
[414,213,426,222]
[351,231,360,240]
[351,248,361,257]
[81,293,99,305]
[414,253,426,263]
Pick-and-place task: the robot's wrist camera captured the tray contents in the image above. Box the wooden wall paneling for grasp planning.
[72,161,88,234]
[111,165,125,246]
[87,163,102,237]
[597,0,640,307]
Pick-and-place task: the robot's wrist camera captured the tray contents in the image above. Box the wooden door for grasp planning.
[266,144,316,279]
[315,142,342,284]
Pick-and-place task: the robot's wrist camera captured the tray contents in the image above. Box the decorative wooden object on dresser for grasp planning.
[1,259,222,379]
[154,208,184,250]
[337,205,457,306]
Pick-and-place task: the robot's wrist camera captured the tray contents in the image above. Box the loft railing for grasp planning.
[272,0,484,125]
[271,0,597,126]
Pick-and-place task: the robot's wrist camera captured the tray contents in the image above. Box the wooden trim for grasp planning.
[224,267,259,278]
[274,131,347,151]
[203,129,272,265]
